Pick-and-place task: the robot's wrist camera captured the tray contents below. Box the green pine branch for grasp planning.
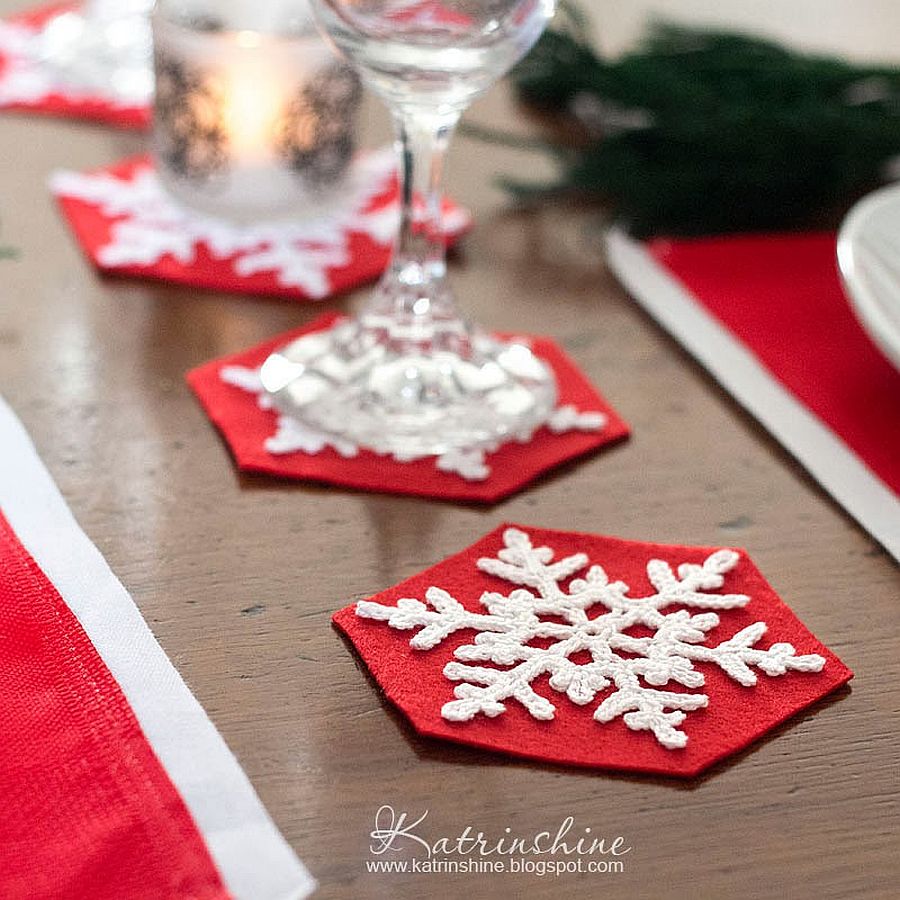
[502,12,900,236]
[0,216,17,258]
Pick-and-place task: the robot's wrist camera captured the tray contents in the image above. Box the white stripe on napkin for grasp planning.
[606,228,900,563]
[0,396,316,900]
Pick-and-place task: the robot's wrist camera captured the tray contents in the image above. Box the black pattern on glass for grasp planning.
[276,63,363,186]
[153,50,228,183]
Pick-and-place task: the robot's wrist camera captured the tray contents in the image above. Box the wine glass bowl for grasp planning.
[312,0,556,112]
[263,0,558,457]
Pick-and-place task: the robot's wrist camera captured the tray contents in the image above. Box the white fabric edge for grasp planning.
[605,228,900,563]
[0,395,316,900]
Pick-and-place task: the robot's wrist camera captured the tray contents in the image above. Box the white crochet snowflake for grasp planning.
[0,14,148,108]
[220,365,606,481]
[49,148,470,299]
[0,21,45,104]
[356,528,826,748]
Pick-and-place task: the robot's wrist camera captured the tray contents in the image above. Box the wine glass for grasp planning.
[261,0,558,456]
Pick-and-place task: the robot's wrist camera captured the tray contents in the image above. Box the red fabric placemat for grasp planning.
[187,314,630,503]
[648,232,900,495]
[0,511,228,900]
[334,523,852,777]
[0,2,150,129]
[0,395,314,900]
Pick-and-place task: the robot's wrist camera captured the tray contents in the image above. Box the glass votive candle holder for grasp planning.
[151,0,362,222]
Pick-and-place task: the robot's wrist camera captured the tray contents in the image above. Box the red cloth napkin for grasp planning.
[0,2,150,129]
[334,523,852,777]
[607,230,900,560]
[0,396,314,900]
[649,233,900,494]
[187,313,630,503]
[51,150,472,302]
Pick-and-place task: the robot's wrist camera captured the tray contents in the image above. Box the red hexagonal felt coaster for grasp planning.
[50,149,471,302]
[187,314,630,503]
[333,524,852,776]
[0,3,150,129]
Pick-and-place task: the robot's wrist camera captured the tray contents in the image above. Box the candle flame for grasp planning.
[234,30,263,49]
[222,42,285,162]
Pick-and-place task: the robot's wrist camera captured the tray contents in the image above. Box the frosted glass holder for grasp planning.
[151,1,362,222]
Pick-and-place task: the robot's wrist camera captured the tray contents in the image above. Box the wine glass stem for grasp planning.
[362,108,464,331]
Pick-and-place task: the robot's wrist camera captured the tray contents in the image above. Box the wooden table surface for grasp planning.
[0,4,897,897]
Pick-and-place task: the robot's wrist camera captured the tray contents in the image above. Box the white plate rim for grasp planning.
[837,182,900,371]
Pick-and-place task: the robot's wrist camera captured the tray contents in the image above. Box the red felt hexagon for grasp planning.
[0,3,150,129]
[333,524,852,776]
[187,315,630,503]
[52,152,471,302]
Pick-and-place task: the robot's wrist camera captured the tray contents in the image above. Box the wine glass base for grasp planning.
[259,319,558,457]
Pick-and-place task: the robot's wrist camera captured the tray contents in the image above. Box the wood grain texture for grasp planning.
[0,3,897,897]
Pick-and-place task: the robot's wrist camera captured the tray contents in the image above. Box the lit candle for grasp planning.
[152,0,361,222]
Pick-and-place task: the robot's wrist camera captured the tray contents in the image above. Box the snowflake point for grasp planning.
[502,527,530,547]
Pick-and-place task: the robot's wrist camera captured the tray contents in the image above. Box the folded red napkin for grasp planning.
[0,2,150,128]
[607,229,900,560]
[0,396,314,900]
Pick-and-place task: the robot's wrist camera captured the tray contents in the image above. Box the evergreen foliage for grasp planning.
[505,7,900,236]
